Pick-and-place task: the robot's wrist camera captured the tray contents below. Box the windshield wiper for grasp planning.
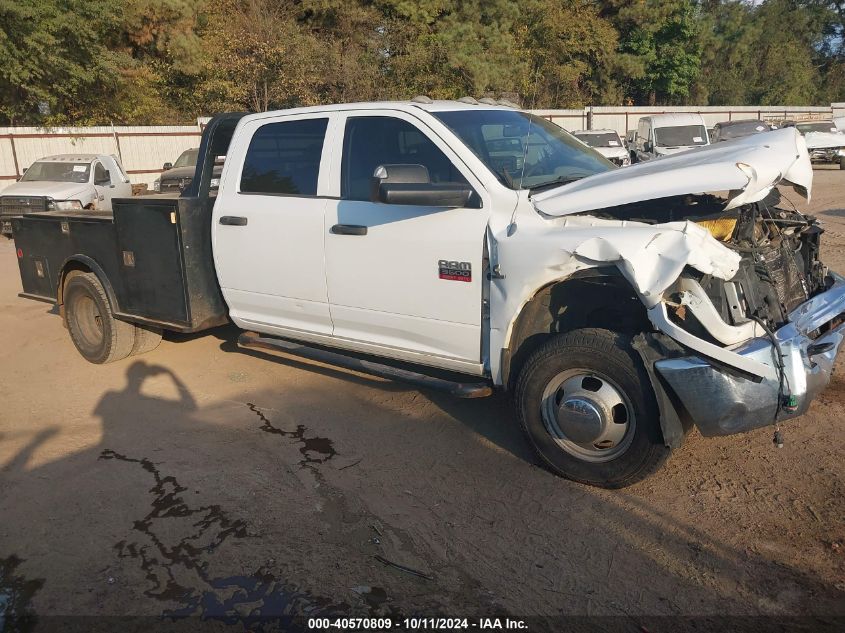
[528,175,584,194]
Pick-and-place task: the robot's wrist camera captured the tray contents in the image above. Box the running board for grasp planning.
[237,332,493,398]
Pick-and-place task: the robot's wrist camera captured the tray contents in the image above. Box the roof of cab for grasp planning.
[641,113,707,126]
[240,99,517,124]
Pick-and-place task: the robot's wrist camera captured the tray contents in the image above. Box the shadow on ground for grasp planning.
[1,358,842,632]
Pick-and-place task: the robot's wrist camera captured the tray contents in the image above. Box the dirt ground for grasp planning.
[0,169,843,632]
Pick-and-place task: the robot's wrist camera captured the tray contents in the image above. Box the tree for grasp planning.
[0,0,122,125]
[601,0,703,105]
[521,0,624,108]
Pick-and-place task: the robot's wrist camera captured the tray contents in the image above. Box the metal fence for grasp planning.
[0,124,203,192]
[532,104,836,135]
[1,103,842,192]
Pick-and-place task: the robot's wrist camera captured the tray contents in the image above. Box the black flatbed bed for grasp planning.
[11,115,242,333]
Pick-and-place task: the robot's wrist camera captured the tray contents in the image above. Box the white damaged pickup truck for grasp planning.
[10,102,845,488]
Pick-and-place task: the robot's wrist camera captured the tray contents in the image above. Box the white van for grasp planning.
[633,113,709,162]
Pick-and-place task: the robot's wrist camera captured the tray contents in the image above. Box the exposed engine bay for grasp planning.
[586,191,830,338]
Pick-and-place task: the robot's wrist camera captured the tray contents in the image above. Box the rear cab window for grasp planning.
[241,118,329,195]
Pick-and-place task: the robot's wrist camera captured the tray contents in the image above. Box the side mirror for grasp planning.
[95,170,111,186]
[163,162,173,170]
[370,164,475,208]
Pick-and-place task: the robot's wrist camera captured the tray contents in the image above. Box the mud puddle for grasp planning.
[98,449,376,629]
[247,403,336,464]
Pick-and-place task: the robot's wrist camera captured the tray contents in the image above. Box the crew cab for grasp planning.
[9,101,845,488]
[1,154,131,235]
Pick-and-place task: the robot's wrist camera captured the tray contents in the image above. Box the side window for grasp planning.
[341,116,468,201]
[94,162,108,184]
[241,118,328,195]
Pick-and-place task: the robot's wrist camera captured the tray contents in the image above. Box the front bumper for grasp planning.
[809,148,845,162]
[654,273,845,436]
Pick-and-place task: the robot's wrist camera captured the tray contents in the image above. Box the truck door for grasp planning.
[212,113,335,336]
[92,161,114,209]
[636,119,651,162]
[323,112,489,369]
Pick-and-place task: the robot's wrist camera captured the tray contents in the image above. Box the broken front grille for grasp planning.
[759,241,809,314]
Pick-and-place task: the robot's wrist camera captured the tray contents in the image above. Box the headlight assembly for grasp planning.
[50,200,83,211]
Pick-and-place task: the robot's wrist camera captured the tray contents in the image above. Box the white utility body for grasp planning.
[11,101,845,488]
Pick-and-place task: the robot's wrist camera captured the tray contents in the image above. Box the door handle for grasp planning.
[330,224,367,236]
[219,216,248,226]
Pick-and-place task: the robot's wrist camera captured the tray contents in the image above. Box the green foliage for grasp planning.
[0,0,122,124]
[0,0,842,124]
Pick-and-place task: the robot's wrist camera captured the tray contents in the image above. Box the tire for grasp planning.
[130,325,163,356]
[839,156,844,170]
[64,271,136,364]
[514,328,669,488]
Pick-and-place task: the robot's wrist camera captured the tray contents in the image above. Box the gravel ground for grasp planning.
[0,169,843,632]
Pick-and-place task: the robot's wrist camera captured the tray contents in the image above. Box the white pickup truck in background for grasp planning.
[632,113,710,161]
[9,102,845,488]
[0,154,132,235]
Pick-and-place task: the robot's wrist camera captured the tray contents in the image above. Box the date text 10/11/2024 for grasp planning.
[307,617,529,630]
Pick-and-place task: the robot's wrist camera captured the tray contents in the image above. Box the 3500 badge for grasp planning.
[438,260,472,282]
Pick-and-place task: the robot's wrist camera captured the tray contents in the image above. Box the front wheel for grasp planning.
[839,156,844,170]
[514,328,669,488]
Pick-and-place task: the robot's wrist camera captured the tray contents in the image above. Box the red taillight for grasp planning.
[16,248,23,259]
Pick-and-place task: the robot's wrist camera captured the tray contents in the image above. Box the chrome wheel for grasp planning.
[540,369,636,463]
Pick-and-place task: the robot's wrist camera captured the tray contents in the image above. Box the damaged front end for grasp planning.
[526,128,845,438]
[646,197,844,436]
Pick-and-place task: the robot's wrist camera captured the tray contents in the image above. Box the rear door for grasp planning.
[212,113,336,336]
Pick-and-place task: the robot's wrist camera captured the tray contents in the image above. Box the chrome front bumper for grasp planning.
[654,273,845,436]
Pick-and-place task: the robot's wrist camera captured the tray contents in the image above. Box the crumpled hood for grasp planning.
[532,127,811,216]
[1,181,92,200]
[804,131,845,150]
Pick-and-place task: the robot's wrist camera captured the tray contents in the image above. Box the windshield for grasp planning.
[718,121,770,140]
[574,132,622,148]
[434,110,613,190]
[20,161,90,183]
[173,149,199,168]
[796,122,839,135]
[654,125,708,148]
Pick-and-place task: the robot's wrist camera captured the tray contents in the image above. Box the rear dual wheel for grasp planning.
[63,271,161,363]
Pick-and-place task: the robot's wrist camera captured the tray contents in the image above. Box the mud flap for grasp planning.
[632,333,692,449]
